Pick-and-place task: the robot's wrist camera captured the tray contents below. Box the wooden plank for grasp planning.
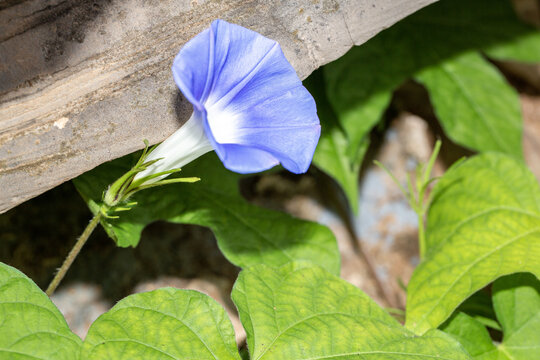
[0,0,438,213]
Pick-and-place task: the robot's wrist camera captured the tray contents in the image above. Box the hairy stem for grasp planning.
[46,211,102,296]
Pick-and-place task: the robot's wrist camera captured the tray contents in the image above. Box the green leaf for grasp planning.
[313,37,398,214]
[0,262,82,360]
[232,262,471,360]
[309,0,538,208]
[483,10,540,64]
[82,288,240,360]
[441,313,497,359]
[73,153,340,275]
[442,274,540,359]
[486,32,540,63]
[492,273,540,359]
[406,153,540,334]
[306,70,373,214]
[415,51,523,158]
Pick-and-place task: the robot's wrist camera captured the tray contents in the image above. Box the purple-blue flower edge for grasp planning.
[172,19,321,174]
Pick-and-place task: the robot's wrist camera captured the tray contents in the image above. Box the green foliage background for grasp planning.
[312,0,540,212]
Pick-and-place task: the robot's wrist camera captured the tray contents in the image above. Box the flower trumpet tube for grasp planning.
[137,19,321,181]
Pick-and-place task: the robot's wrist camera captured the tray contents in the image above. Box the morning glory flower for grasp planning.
[137,19,320,180]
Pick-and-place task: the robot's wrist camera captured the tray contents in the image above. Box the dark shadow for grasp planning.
[1,0,113,93]
[0,180,239,303]
[0,0,26,11]
[492,272,540,298]
[40,1,112,61]
[173,89,194,126]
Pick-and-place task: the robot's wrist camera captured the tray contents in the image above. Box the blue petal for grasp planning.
[214,144,280,174]
[172,19,320,174]
[172,28,214,110]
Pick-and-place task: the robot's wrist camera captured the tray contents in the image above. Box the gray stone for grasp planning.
[0,0,438,213]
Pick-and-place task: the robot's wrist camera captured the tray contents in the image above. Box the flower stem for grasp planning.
[46,211,102,296]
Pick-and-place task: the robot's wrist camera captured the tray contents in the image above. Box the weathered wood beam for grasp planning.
[0,0,438,213]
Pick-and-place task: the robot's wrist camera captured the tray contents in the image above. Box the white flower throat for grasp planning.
[135,111,213,183]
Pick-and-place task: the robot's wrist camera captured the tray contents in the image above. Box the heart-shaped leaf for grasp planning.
[406,154,540,334]
[0,262,82,359]
[82,288,240,360]
[74,153,340,275]
[232,262,470,360]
